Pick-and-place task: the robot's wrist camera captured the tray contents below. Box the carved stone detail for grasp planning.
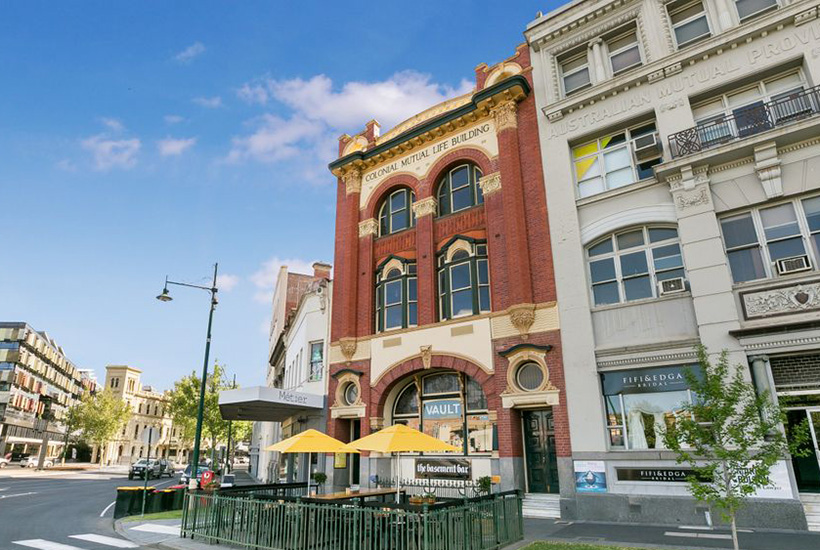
[754,142,783,199]
[742,281,820,319]
[508,303,536,336]
[342,168,362,195]
[669,165,712,211]
[358,218,378,238]
[339,337,357,362]
[370,416,384,431]
[412,197,437,218]
[491,100,518,132]
[420,345,433,369]
[478,172,502,196]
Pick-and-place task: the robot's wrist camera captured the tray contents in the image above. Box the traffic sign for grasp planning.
[141,426,161,445]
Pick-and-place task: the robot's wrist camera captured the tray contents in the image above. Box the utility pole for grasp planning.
[225,374,236,474]
[36,396,54,470]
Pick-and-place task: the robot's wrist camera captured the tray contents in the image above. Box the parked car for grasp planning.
[21,456,53,468]
[157,458,175,478]
[0,456,10,468]
[128,458,161,480]
[179,464,210,486]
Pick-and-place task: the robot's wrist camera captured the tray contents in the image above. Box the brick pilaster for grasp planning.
[413,197,437,325]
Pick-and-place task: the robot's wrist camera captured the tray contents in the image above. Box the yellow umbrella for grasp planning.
[349,424,460,501]
[265,429,359,487]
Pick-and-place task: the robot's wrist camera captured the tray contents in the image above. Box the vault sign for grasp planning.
[423,399,462,419]
[415,458,471,480]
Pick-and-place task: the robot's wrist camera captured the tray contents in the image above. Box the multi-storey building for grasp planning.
[324,46,566,505]
[98,365,181,465]
[0,322,93,460]
[240,263,331,482]
[526,0,820,529]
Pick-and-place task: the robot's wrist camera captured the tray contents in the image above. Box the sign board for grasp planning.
[740,460,794,500]
[601,365,701,395]
[334,452,347,469]
[616,467,708,483]
[415,458,471,480]
[201,470,214,486]
[423,399,462,419]
[574,460,607,493]
[141,426,161,446]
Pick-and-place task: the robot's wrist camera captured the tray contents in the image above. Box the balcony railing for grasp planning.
[669,85,820,159]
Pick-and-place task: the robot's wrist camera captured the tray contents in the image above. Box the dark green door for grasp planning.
[788,409,820,492]
[523,409,559,494]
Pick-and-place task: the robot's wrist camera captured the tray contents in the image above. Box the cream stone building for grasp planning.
[98,365,183,465]
[527,0,820,530]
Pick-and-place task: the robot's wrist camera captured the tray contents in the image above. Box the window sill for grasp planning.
[731,269,820,292]
[590,291,692,313]
[575,178,660,207]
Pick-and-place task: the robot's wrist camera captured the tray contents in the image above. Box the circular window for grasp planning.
[516,362,544,391]
[343,382,359,406]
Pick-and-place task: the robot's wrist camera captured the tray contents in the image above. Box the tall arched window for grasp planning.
[438,238,490,320]
[378,188,416,236]
[587,226,687,306]
[437,164,484,216]
[390,371,494,455]
[375,257,417,332]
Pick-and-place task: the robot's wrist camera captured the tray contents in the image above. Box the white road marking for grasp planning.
[0,491,36,499]
[100,500,116,517]
[664,531,733,540]
[69,534,138,548]
[12,540,85,550]
[129,523,180,535]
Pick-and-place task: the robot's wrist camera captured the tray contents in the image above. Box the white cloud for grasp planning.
[226,114,324,164]
[193,96,223,108]
[164,114,185,125]
[100,117,125,133]
[236,83,269,105]
[250,256,315,303]
[81,135,141,171]
[157,136,197,156]
[174,42,206,64]
[216,274,240,292]
[56,159,77,172]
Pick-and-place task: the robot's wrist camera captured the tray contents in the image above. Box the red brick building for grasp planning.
[326,46,569,503]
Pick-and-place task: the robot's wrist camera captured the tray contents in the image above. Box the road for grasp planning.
[0,468,178,550]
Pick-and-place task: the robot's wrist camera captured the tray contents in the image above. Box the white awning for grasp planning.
[218,386,324,422]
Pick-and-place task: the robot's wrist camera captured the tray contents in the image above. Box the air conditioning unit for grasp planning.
[775,255,811,275]
[659,277,687,296]
[633,132,662,161]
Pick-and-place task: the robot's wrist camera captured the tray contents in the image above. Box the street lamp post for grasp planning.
[157,263,219,490]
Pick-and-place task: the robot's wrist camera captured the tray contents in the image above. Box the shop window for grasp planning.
[375,258,417,332]
[438,239,490,320]
[572,122,661,198]
[559,49,591,96]
[735,0,777,21]
[720,195,820,283]
[309,342,323,382]
[667,0,711,48]
[391,371,495,455]
[587,226,686,306]
[378,188,416,236]
[437,164,484,216]
[601,365,698,450]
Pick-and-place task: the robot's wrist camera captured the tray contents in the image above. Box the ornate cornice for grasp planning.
[478,172,502,196]
[358,218,378,238]
[342,168,362,195]
[412,197,437,218]
[491,100,518,132]
[597,350,699,369]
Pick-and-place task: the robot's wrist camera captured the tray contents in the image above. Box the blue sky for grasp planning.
[0,0,556,391]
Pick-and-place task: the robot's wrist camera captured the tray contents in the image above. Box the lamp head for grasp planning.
[156,287,173,302]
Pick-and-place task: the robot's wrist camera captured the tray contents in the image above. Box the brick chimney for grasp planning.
[312,262,332,279]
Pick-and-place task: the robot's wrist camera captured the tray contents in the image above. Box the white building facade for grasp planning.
[526,0,820,529]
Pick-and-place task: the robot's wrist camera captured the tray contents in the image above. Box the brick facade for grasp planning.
[770,354,820,389]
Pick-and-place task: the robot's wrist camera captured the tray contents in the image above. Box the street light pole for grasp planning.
[225,374,236,474]
[157,263,219,490]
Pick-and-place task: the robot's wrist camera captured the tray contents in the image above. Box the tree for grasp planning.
[60,403,82,463]
[74,389,131,466]
[663,346,809,550]
[167,362,239,463]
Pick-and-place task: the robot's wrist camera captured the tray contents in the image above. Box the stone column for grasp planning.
[357,219,377,337]
[412,197,437,325]
[589,38,607,83]
[491,100,534,306]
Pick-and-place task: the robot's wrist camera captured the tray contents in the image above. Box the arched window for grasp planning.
[375,258,417,332]
[378,188,416,236]
[390,371,494,455]
[438,239,490,320]
[587,226,687,306]
[437,164,484,216]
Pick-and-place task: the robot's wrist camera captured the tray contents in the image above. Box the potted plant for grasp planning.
[409,495,424,506]
[311,472,327,494]
[477,476,493,495]
[422,491,436,505]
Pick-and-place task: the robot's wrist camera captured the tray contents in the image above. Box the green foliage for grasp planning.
[74,389,132,459]
[477,475,493,495]
[311,472,327,485]
[663,346,810,549]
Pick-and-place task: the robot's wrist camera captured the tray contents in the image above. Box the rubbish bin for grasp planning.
[114,487,139,519]
[130,486,155,516]
[147,489,165,513]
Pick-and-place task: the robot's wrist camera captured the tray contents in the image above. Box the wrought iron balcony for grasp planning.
[669,85,820,159]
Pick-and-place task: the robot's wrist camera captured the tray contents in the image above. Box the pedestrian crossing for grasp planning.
[12,533,139,549]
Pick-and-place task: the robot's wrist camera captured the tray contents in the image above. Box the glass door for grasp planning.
[787,409,820,493]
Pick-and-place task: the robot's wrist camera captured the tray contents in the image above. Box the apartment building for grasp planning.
[323,45,566,506]
[0,322,94,459]
[526,0,820,529]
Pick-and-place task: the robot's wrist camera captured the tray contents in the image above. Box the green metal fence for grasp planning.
[182,490,523,550]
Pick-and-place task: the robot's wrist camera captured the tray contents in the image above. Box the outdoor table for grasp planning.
[306,487,404,504]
